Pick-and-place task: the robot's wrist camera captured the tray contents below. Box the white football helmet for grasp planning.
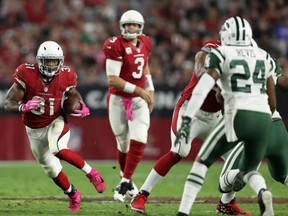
[36,41,64,77]
[220,16,252,46]
[119,10,144,39]
[251,38,258,47]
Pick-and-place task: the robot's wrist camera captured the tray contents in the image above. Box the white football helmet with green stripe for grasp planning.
[220,16,252,46]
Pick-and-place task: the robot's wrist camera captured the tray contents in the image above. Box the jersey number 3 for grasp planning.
[132,57,145,79]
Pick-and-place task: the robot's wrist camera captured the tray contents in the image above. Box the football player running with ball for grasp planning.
[5,41,106,212]
[102,10,155,202]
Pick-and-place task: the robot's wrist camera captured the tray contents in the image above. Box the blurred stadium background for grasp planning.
[1,0,288,161]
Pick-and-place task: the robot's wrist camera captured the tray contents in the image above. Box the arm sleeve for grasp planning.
[106,59,122,76]
[184,73,216,119]
[65,67,77,87]
[13,64,28,90]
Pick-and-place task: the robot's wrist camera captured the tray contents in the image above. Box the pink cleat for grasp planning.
[68,190,81,212]
[86,168,106,193]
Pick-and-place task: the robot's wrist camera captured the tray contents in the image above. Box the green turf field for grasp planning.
[0,161,287,215]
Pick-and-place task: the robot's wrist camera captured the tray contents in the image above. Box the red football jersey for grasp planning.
[176,40,222,113]
[13,63,77,128]
[103,35,152,97]
[177,72,223,113]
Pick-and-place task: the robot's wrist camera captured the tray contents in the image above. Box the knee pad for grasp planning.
[41,159,62,178]
[218,169,241,193]
[218,172,233,193]
[172,143,191,158]
[43,165,62,178]
[116,136,130,153]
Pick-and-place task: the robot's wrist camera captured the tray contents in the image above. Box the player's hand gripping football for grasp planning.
[19,97,41,113]
[70,101,90,118]
[174,116,192,146]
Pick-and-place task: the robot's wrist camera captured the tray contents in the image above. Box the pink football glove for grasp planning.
[70,101,90,118]
[19,97,41,113]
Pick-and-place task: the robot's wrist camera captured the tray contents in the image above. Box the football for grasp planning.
[62,95,81,114]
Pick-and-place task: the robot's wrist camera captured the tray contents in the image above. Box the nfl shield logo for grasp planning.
[44,87,48,92]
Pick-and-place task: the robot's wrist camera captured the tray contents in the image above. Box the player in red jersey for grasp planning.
[103,10,155,202]
[130,40,224,213]
[5,41,106,212]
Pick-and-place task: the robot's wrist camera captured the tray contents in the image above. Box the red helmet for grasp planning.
[201,40,221,53]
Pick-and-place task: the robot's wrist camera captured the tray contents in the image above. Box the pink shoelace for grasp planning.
[122,97,133,120]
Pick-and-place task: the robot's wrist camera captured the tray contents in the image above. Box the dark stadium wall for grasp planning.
[0,85,287,161]
[0,115,203,161]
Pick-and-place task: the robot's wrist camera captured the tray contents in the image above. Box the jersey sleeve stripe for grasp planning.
[15,78,26,91]
[213,49,225,62]
[210,49,225,74]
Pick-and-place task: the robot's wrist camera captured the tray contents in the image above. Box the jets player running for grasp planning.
[130,40,224,213]
[102,10,155,202]
[175,53,280,216]
[174,39,261,216]
[5,41,106,212]
[176,16,275,216]
[218,57,288,216]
